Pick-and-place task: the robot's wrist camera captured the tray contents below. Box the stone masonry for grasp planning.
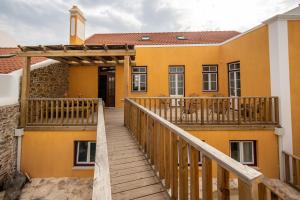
[0,104,19,189]
[29,62,69,98]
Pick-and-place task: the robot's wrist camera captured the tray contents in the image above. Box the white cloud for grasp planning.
[0,0,298,45]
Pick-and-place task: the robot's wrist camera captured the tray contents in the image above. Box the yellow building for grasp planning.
[20,5,300,184]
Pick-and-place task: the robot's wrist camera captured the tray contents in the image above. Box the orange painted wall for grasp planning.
[68,66,98,98]
[21,130,96,178]
[288,20,300,156]
[68,65,124,108]
[132,46,223,98]
[220,25,271,96]
[188,129,279,178]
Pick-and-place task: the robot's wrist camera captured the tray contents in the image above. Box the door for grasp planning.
[98,67,115,107]
[169,66,184,106]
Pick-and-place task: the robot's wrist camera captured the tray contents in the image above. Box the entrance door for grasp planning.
[169,66,184,106]
[228,62,241,97]
[98,67,115,107]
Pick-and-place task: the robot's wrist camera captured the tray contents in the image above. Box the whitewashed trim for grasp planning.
[268,19,293,180]
[92,100,112,200]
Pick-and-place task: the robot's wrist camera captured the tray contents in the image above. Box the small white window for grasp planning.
[202,65,218,92]
[141,36,150,41]
[176,36,187,40]
[132,67,147,92]
[75,141,96,166]
[230,141,256,165]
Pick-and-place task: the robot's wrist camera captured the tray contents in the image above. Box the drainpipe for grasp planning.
[15,128,24,172]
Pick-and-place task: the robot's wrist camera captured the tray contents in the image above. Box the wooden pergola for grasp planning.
[16,44,136,127]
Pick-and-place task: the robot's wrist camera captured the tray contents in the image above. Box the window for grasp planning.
[230,141,256,165]
[141,36,150,41]
[228,62,241,96]
[176,36,187,40]
[75,141,96,166]
[202,65,218,92]
[169,66,184,96]
[132,66,147,92]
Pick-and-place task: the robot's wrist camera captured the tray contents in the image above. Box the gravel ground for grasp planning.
[19,177,92,200]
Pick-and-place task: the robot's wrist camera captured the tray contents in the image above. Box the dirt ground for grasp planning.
[19,177,92,200]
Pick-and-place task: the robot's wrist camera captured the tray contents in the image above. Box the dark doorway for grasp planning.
[98,67,115,107]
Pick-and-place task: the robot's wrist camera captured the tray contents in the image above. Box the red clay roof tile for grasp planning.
[0,48,46,74]
[85,31,240,45]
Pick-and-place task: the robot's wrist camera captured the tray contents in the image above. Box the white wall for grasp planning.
[0,59,59,106]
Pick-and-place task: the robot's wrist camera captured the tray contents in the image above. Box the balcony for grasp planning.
[25,98,99,130]
[130,96,280,129]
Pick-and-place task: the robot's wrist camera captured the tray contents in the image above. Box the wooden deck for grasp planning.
[104,108,170,200]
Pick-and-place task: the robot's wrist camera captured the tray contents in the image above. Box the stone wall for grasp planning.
[29,62,69,98]
[0,104,19,188]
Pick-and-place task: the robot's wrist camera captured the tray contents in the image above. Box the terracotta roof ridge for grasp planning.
[89,30,240,35]
[0,47,18,49]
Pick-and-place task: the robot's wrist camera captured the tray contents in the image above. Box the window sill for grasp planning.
[131,91,147,93]
[72,166,94,170]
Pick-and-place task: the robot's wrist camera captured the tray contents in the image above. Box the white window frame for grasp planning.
[76,141,96,165]
[132,66,147,92]
[228,62,241,97]
[202,65,218,92]
[230,141,255,165]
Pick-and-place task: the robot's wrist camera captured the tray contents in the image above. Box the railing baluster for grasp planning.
[217,165,230,200]
[179,138,188,199]
[190,146,199,200]
[171,133,178,199]
[202,155,213,200]
[50,100,54,124]
[159,124,165,179]
[164,128,171,189]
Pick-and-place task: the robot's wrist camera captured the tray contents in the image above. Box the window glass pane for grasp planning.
[139,67,146,73]
[178,88,184,95]
[203,66,209,72]
[176,67,184,73]
[210,66,217,72]
[237,89,241,96]
[236,72,240,79]
[211,82,217,90]
[78,142,88,162]
[230,142,240,161]
[140,74,146,82]
[140,83,146,91]
[203,73,209,81]
[211,74,217,81]
[169,67,176,73]
[203,82,209,90]
[90,142,96,162]
[243,142,253,163]
[132,67,139,73]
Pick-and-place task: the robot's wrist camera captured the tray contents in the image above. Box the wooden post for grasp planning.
[20,57,31,127]
[238,179,259,200]
[123,55,130,99]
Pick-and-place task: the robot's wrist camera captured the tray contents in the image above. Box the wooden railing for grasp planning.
[131,96,280,127]
[92,100,112,200]
[283,151,300,190]
[125,98,265,199]
[26,98,99,127]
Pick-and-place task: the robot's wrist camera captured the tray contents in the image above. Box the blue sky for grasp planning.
[0,0,299,45]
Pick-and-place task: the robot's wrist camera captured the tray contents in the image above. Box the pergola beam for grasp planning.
[16,50,135,57]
